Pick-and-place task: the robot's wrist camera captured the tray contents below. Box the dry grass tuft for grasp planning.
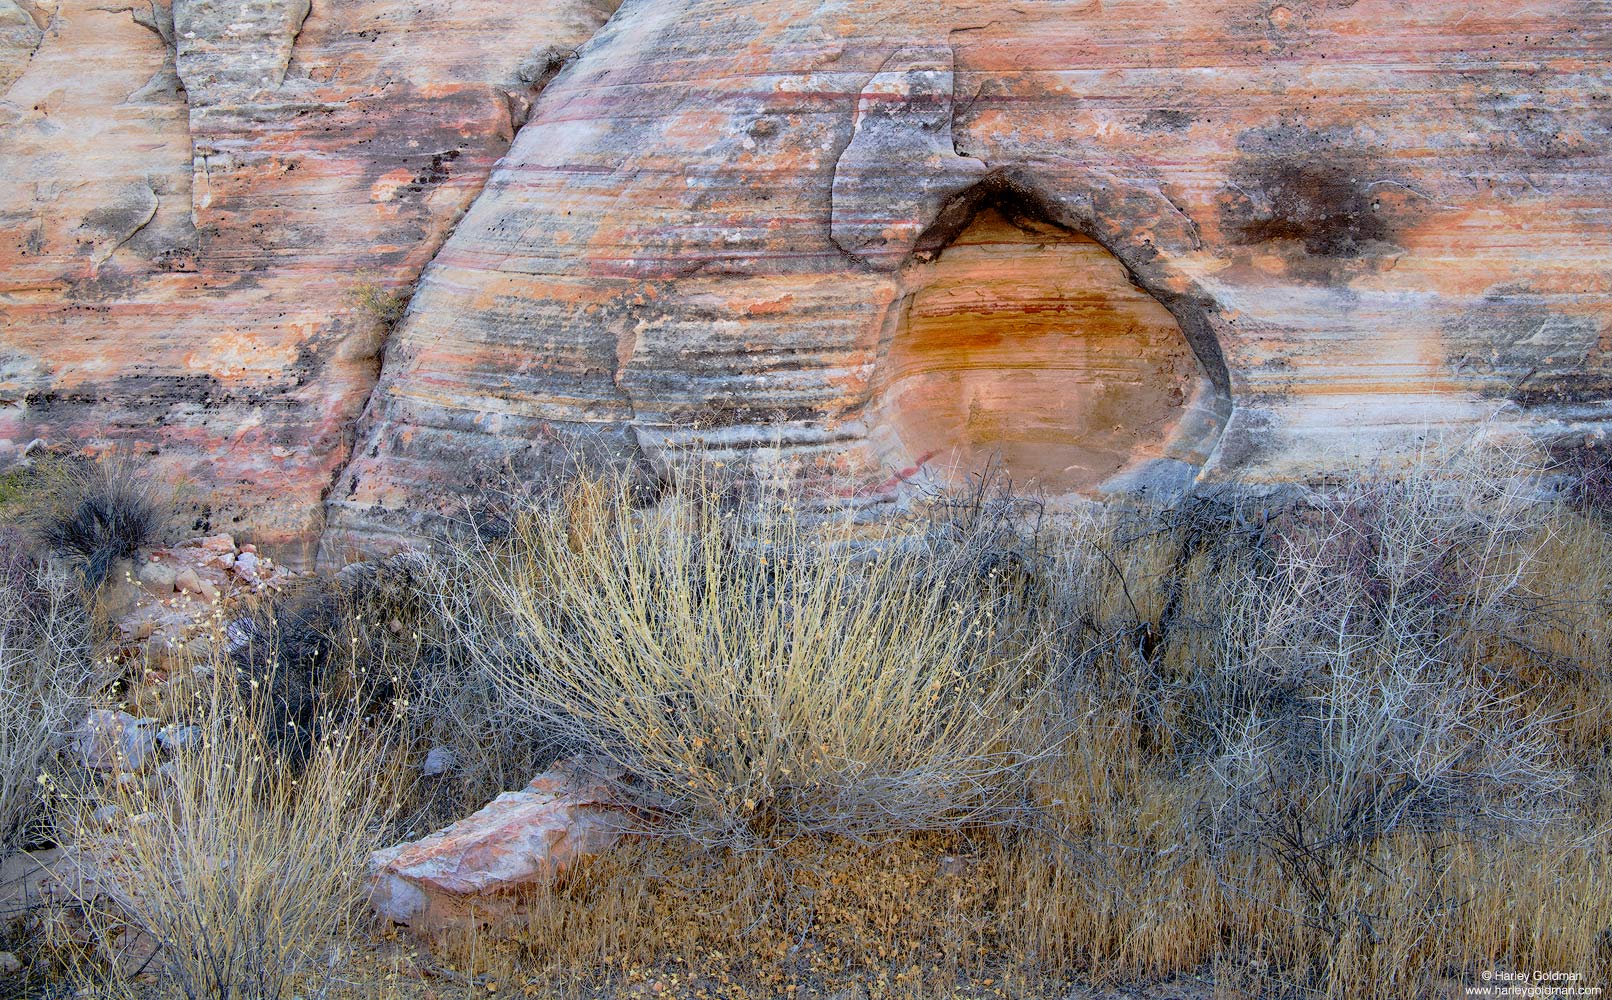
[350,275,412,330]
[69,653,407,1000]
[29,455,168,591]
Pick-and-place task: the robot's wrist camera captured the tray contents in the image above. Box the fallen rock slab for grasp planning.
[369,763,627,933]
[74,711,157,773]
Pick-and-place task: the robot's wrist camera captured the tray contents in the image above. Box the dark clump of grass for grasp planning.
[1549,435,1612,520]
[229,554,433,768]
[31,457,167,591]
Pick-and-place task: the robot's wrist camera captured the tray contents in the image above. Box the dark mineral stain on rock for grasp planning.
[1443,289,1612,408]
[1138,108,1194,133]
[1217,121,1430,260]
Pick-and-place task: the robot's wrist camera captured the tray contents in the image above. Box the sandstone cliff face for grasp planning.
[0,0,617,561]
[5,1,1610,560]
[325,0,1612,554]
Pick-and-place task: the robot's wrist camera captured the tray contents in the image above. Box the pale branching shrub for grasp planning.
[430,472,1063,846]
[1198,444,1571,936]
[80,669,402,1000]
[0,547,98,858]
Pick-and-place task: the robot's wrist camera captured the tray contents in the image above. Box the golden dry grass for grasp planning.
[23,445,1612,999]
[57,658,408,1000]
[427,472,1063,846]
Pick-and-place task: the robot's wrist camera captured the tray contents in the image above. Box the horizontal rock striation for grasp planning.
[5,0,1611,559]
[326,0,1612,556]
[0,0,619,563]
[868,209,1224,496]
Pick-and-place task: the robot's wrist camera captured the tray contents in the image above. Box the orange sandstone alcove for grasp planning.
[868,208,1222,496]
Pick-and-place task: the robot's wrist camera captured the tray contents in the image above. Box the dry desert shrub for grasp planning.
[28,455,168,591]
[226,556,435,768]
[27,439,1611,1000]
[0,552,100,862]
[366,442,1611,997]
[1201,452,1570,879]
[1013,442,1592,993]
[426,469,1066,847]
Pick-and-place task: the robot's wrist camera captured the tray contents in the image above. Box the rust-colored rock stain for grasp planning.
[873,211,1201,494]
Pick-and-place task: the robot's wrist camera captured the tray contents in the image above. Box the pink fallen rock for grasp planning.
[368,763,627,933]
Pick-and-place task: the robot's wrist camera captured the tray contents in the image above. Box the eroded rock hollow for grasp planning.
[866,206,1226,498]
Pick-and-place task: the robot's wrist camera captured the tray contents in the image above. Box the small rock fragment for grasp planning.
[197,533,235,554]
[421,745,455,777]
[137,559,178,592]
[173,567,217,601]
[75,711,158,772]
[157,725,202,754]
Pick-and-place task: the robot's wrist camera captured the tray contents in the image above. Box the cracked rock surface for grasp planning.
[0,0,621,564]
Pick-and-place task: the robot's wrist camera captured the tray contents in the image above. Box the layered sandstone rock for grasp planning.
[4,0,1610,558]
[326,0,1612,554]
[0,0,618,563]
[869,210,1223,495]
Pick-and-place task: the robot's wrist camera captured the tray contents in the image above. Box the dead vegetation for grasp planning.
[426,469,1065,847]
[3,439,1612,998]
[0,541,101,859]
[62,663,406,1000]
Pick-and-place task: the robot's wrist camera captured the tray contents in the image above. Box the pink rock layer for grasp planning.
[369,767,624,933]
[5,1,1611,559]
[326,0,1612,555]
[0,0,619,564]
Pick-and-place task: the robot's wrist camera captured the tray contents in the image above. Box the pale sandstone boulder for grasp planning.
[75,710,158,772]
[369,765,625,933]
